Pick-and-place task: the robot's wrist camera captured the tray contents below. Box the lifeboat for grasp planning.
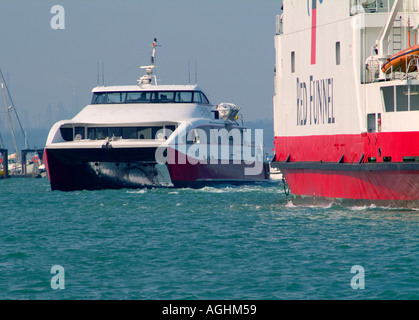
[381,44,419,73]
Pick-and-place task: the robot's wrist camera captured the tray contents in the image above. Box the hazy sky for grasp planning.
[0,0,281,129]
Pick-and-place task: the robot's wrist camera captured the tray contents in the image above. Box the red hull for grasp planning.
[273,132,419,207]
[275,165,419,208]
[274,132,419,163]
[283,168,419,199]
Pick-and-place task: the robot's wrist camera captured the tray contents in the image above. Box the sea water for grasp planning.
[0,178,418,300]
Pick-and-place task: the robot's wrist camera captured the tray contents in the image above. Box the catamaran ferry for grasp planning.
[272,0,419,207]
[44,39,268,191]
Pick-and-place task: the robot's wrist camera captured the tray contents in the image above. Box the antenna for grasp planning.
[102,62,105,86]
[151,38,158,65]
[188,60,191,84]
[195,60,198,84]
[97,62,99,86]
[138,38,161,87]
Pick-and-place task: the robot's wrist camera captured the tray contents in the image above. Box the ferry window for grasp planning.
[193,92,209,104]
[291,51,295,73]
[165,125,176,133]
[108,127,122,138]
[136,126,164,139]
[92,93,107,104]
[122,127,137,139]
[60,127,73,141]
[201,93,209,104]
[126,92,151,103]
[154,91,175,103]
[193,92,202,103]
[137,128,152,139]
[175,91,193,103]
[75,127,85,140]
[91,91,210,104]
[87,128,96,140]
[410,85,419,111]
[335,42,341,65]
[96,128,108,140]
[85,126,172,140]
[152,127,164,139]
[381,86,394,112]
[396,86,408,112]
[155,127,172,140]
[106,92,124,104]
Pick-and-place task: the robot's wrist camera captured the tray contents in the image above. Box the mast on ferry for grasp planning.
[138,38,160,87]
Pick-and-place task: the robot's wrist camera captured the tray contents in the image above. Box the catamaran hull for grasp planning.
[44,148,269,191]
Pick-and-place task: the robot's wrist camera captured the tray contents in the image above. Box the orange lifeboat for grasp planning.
[381,44,419,73]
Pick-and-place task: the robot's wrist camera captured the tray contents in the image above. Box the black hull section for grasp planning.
[45,147,172,191]
[45,147,270,191]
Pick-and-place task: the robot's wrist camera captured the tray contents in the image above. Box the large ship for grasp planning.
[272,0,419,207]
[44,39,268,191]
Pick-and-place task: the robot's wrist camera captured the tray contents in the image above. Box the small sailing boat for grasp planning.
[0,68,45,178]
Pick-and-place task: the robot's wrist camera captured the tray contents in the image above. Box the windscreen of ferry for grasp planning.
[91,91,209,104]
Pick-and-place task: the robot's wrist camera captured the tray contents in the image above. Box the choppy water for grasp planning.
[1,177,419,300]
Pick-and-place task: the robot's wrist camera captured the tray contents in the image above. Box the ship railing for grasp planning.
[402,54,419,80]
[350,0,386,15]
[366,54,419,83]
[350,0,418,16]
[383,54,419,81]
[365,57,381,83]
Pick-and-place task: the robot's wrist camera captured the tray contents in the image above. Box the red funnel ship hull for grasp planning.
[273,0,419,207]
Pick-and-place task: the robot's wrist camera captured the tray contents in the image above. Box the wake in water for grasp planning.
[126,189,148,194]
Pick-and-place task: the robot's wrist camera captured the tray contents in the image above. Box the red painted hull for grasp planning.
[274,132,419,163]
[284,168,419,199]
[273,132,419,207]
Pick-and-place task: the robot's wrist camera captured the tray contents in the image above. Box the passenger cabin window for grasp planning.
[74,127,85,140]
[62,125,177,142]
[126,92,151,103]
[175,91,192,103]
[381,85,419,112]
[60,127,73,141]
[91,91,210,105]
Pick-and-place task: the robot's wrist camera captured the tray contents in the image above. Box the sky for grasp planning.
[0,0,281,135]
